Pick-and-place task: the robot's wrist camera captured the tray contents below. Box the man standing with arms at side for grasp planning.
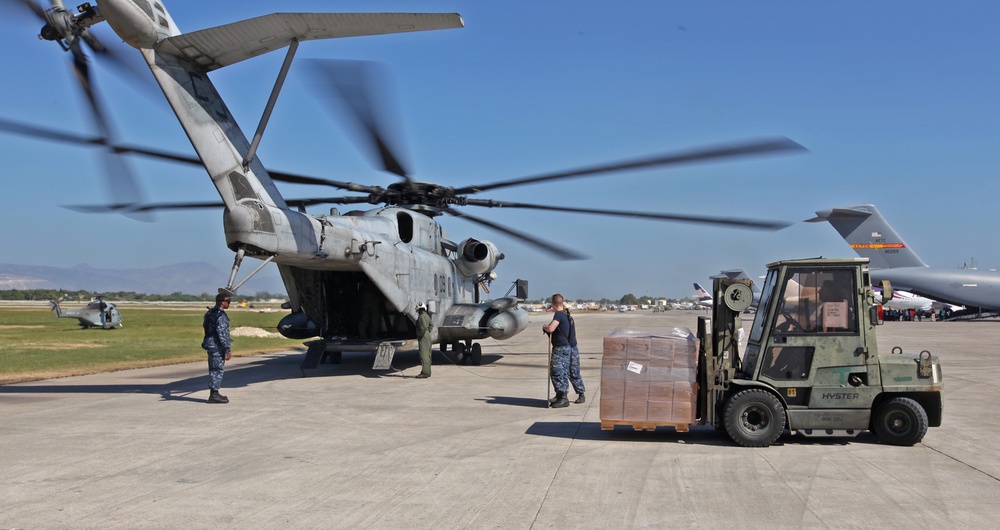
[543,293,585,408]
[415,302,433,379]
[203,292,233,403]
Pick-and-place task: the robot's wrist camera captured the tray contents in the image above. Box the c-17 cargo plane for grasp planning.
[5,0,805,369]
[808,204,998,315]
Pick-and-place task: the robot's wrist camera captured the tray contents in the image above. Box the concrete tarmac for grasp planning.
[1,311,998,529]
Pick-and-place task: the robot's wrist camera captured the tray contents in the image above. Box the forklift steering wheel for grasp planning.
[776,310,802,333]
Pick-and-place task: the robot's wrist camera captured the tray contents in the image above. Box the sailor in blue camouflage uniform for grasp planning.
[543,293,585,408]
[202,293,233,404]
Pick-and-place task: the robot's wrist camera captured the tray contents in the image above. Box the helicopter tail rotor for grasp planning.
[11,0,153,220]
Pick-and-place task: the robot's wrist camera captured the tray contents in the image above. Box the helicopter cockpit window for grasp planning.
[396,212,413,243]
[772,269,857,334]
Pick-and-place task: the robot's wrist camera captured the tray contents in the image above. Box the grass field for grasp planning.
[0,304,301,385]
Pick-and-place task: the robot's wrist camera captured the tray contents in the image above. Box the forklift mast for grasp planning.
[697,275,754,427]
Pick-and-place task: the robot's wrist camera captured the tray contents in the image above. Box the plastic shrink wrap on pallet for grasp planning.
[600,328,699,427]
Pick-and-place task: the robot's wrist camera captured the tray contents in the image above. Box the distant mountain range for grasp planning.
[0,262,285,295]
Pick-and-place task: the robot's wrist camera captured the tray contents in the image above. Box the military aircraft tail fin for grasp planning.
[49,300,62,317]
[806,204,927,269]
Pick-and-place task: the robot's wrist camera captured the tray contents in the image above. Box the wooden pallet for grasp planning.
[600,420,692,432]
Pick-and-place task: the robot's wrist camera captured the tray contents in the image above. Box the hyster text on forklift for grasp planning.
[601,258,943,447]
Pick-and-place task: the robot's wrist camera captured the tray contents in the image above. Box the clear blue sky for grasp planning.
[2,1,998,300]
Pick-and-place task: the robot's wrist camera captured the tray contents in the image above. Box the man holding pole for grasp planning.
[543,293,585,408]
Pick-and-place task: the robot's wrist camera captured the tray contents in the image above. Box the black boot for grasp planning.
[574,393,586,404]
[208,390,229,404]
[550,392,569,408]
[548,391,564,406]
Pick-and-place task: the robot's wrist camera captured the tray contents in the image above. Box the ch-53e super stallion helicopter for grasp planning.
[4,0,805,368]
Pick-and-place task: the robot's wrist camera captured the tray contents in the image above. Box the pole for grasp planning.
[546,339,552,407]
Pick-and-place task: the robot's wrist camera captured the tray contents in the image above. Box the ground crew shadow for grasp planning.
[0,354,304,399]
[480,395,550,408]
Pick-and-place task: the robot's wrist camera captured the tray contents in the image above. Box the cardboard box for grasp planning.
[603,335,628,360]
[600,328,701,426]
[623,360,649,382]
[602,362,626,381]
[648,365,672,382]
[672,399,694,424]
[623,400,648,422]
[624,381,649,402]
[602,378,625,400]
[650,337,674,361]
[673,349,697,370]
[647,401,673,422]
[671,367,696,384]
[626,338,651,361]
[600,398,623,421]
[648,381,674,402]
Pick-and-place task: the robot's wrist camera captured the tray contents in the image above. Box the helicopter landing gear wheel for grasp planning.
[453,342,466,364]
[470,343,482,366]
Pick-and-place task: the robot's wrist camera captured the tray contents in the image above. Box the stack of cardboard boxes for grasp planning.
[600,328,699,426]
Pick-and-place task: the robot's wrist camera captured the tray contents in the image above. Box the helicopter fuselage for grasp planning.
[49,299,122,329]
[96,0,526,344]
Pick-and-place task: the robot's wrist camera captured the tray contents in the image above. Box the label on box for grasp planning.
[626,361,645,374]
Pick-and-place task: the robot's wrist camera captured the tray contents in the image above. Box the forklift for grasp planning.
[696,258,943,447]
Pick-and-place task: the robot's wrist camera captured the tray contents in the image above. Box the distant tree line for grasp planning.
[0,289,286,302]
[532,294,683,306]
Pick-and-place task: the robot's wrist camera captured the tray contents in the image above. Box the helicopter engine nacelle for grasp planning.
[454,238,504,277]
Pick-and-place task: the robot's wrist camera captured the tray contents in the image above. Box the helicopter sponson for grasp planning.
[438,297,528,342]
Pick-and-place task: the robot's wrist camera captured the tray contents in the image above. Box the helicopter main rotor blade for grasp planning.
[65,196,380,214]
[0,117,106,146]
[267,173,383,195]
[452,137,807,195]
[10,0,47,22]
[285,196,376,208]
[79,28,158,94]
[309,59,410,180]
[463,199,791,230]
[63,200,224,214]
[0,117,390,194]
[442,207,587,261]
[69,39,150,221]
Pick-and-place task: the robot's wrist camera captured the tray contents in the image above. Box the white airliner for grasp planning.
[693,282,713,307]
[873,287,962,313]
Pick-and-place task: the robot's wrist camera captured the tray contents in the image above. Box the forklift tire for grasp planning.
[724,389,786,448]
[872,397,928,446]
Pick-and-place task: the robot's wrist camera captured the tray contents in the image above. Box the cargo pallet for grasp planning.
[600,421,692,432]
